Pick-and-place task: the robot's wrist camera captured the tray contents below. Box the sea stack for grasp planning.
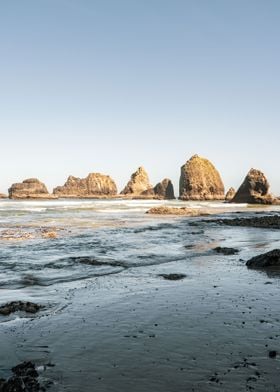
[225,187,236,201]
[231,168,276,204]
[53,173,117,198]
[179,155,225,200]
[153,178,175,200]
[8,178,55,199]
[121,167,153,197]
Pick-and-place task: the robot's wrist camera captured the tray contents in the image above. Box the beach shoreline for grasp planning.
[0,200,280,391]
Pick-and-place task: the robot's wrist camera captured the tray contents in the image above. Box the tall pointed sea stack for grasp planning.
[53,173,117,198]
[179,155,225,200]
[231,168,276,204]
[121,167,153,197]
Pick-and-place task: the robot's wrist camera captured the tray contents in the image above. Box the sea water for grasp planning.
[0,198,280,319]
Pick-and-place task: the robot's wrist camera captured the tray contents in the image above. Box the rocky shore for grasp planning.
[1,154,280,203]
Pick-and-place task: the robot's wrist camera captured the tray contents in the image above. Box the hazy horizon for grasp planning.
[1,1,279,196]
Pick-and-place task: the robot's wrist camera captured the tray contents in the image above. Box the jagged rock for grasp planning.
[179,155,225,200]
[0,361,41,392]
[153,178,175,199]
[8,178,55,199]
[225,187,236,201]
[121,167,153,196]
[246,249,280,269]
[231,168,277,204]
[146,206,208,216]
[53,173,117,198]
[0,301,42,316]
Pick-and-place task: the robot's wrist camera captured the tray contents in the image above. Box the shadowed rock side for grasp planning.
[121,167,153,197]
[53,173,117,198]
[179,155,225,200]
[153,178,175,199]
[246,249,280,269]
[8,178,55,199]
[231,168,277,204]
[225,187,236,201]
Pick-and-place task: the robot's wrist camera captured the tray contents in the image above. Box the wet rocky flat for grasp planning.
[209,214,280,229]
[1,200,280,391]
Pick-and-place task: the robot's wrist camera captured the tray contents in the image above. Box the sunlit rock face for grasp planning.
[225,187,236,201]
[121,167,153,196]
[231,168,278,205]
[8,178,55,199]
[53,173,117,198]
[179,155,225,200]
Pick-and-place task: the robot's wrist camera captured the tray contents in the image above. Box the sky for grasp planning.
[0,0,280,196]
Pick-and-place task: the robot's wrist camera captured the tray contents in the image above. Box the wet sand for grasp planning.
[1,242,280,391]
[1,201,280,391]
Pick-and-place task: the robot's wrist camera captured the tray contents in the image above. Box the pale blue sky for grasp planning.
[0,0,279,195]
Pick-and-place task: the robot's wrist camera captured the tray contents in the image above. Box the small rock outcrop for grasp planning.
[53,173,117,198]
[8,178,55,199]
[0,361,41,391]
[213,246,239,255]
[225,187,236,201]
[121,167,153,197]
[146,206,208,216]
[231,169,276,204]
[0,193,7,198]
[179,155,225,200]
[246,249,280,269]
[0,301,42,316]
[153,178,175,199]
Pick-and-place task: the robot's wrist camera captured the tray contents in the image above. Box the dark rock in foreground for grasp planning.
[246,249,280,269]
[214,247,239,255]
[0,301,42,316]
[231,168,277,204]
[209,215,280,229]
[268,350,277,358]
[0,361,40,392]
[159,273,186,280]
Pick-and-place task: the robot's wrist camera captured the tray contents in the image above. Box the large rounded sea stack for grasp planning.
[179,155,225,200]
[231,168,276,204]
[121,167,153,197]
[9,178,55,199]
[53,173,117,198]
